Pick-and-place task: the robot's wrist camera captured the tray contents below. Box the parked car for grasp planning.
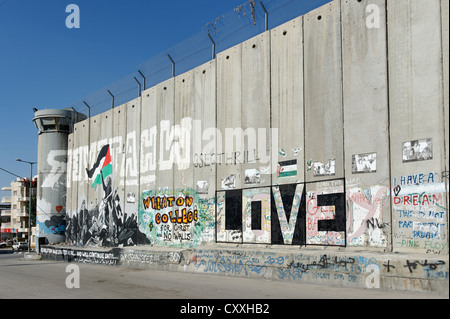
[12,240,28,251]
[0,239,12,248]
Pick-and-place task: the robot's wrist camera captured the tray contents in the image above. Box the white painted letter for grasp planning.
[366,4,380,29]
[65,264,80,289]
[365,264,380,289]
[66,4,80,29]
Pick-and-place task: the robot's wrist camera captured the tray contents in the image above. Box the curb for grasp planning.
[23,252,42,261]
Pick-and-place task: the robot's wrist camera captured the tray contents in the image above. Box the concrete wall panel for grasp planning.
[442,0,449,228]
[112,104,127,214]
[304,0,344,182]
[65,128,77,244]
[75,120,90,241]
[216,43,245,243]
[306,179,346,246]
[66,132,74,223]
[155,78,175,193]
[139,79,177,246]
[216,44,242,192]
[192,61,216,200]
[124,98,141,222]
[174,69,195,191]
[388,0,447,254]
[341,0,391,249]
[191,61,217,246]
[87,110,114,246]
[137,87,158,245]
[271,17,304,186]
[140,87,158,193]
[67,128,79,216]
[85,112,102,215]
[241,32,272,189]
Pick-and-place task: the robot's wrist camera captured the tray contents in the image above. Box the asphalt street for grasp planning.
[0,251,446,301]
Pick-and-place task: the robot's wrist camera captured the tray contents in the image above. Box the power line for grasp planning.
[0,167,24,179]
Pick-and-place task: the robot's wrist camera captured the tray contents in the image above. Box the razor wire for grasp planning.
[71,0,332,118]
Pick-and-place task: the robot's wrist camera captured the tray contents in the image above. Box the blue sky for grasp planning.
[0,0,246,190]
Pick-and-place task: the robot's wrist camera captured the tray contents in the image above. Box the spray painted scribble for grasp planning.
[347,185,389,247]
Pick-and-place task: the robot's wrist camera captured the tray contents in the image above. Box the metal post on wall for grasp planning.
[83,101,91,119]
[208,33,216,60]
[137,70,146,91]
[107,90,115,109]
[168,54,175,77]
[260,1,268,31]
[134,77,142,97]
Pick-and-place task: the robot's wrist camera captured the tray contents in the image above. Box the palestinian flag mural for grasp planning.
[86,144,112,189]
[277,160,297,178]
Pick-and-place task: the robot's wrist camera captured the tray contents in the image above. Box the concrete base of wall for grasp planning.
[23,252,42,261]
[40,244,449,296]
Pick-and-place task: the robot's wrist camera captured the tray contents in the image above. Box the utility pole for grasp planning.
[16,159,36,253]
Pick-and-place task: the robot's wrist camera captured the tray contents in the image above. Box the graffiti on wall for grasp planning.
[305,181,346,246]
[64,116,448,253]
[66,144,149,247]
[64,129,448,252]
[189,250,387,287]
[392,172,447,254]
[41,247,120,265]
[214,179,395,248]
[37,149,68,239]
[139,188,215,247]
[347,184,390,248]
[216,181,347,246]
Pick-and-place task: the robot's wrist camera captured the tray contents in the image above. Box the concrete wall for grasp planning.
[64,0,448,256]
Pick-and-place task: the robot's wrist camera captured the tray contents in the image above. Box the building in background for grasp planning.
[0,202,12,241]
[1,177,37,246]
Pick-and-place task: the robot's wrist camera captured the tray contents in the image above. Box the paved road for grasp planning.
[0,252,446,301]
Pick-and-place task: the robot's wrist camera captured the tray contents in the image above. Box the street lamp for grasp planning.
[16,159,36,253]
